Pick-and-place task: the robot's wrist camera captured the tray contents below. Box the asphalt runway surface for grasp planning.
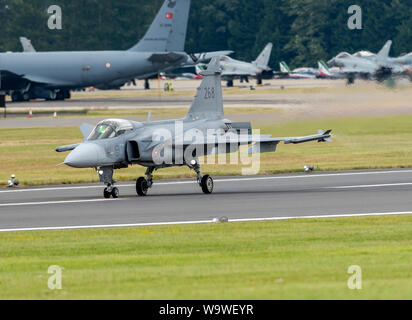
[6,96,298,109]
[1,169,412,232]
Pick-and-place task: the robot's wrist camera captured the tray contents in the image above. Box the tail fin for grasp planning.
[253,43,273,69]
[280,61,291,73]
[376,40,392,64]
[318,60,331,76]
[20,37,36,52]
[185,57,224,120]
[195,63,207,75]
[129,0,191,52]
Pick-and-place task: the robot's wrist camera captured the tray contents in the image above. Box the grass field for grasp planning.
[0,215,411,300]
[2,114,412,186]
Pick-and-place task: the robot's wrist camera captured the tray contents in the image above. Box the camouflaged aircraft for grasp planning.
[56,57,332,198]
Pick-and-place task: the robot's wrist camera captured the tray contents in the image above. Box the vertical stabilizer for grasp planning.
[195,63,207,75]
[280,61,291,73]
[185,57,224,120]
[129,0,191,52]
[20,37,36,52]
[253,43,273,69]
[318,60,332,76]
[376,40,392,64]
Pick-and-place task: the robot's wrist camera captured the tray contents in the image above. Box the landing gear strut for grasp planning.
[188,160,214,194]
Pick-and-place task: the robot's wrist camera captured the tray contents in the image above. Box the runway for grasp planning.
[1,169,412,232]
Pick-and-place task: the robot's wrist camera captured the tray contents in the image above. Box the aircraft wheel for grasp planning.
[136,177,149,196]
[22,92,31,101]
[227,80,234,87]
[111,187,119,199]
[201,175,214,194]
[104,188,111,199]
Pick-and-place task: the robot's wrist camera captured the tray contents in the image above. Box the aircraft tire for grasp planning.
[136,177,149,196]
[104,188,111,199]
[22,92,31,101]
[111,187,119,199]
[227,80,234,87]
[201,175,214,194]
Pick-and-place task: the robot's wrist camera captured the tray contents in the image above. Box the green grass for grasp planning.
[0,215,411,299]
[2,115,412,186]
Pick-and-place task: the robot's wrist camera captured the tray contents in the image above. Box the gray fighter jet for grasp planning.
[219,43,274,87]
[328,41,410,84]
[56,57,332,198]
[0,0,230,101]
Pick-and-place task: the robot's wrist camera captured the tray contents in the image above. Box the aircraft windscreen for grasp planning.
[336,52,351,59]
[87,120,133,141]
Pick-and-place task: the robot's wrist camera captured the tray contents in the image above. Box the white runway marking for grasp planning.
[0,198,122,207]
[0,211,411,233]
[329,182,412,189]
[1,169,412,194]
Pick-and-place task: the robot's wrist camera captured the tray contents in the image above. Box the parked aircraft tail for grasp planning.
[253,43,273,69]
[195,63,207,75]
[279,61,291,74]
[318,60,332,76]
[20,37,36,52]
[129,0,191,52]
[185,57,224,120]
[376,40,392,64]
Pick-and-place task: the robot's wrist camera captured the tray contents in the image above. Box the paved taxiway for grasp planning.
[1,169,412,232]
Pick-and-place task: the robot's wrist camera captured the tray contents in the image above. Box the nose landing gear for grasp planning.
[98,167,119,199]
[104,185,119,199]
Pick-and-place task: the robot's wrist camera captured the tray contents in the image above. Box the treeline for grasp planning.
[1,0,412,69]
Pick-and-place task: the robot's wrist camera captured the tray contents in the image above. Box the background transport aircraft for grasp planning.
[279,61,317,79]
[56,57,332,199]
[328,40,412,84]
[218,43,274,87]
[0,0,230,101]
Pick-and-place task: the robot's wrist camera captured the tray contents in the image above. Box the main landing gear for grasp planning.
[134,161,214,197]
[190,160,214,194]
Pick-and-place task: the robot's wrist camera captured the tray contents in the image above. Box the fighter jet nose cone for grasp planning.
[64,143,99,168]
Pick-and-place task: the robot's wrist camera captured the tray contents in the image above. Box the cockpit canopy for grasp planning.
[353,50,375,57]
[219,56,233,62]
[87,119,134,141]
[336,52,352,59]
